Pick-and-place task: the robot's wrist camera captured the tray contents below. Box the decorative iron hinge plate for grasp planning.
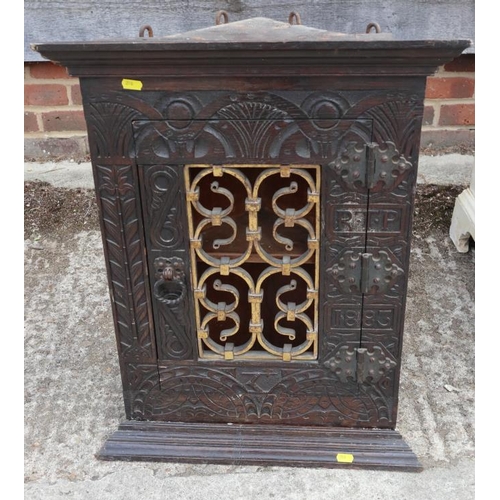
[331,250,403,295]
[329,141,413,192]
[324,345,397,383]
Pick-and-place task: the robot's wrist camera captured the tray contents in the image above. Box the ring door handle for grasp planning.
[153,257,186,306]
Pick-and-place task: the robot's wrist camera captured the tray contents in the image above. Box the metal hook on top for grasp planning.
[288,11,302,25]
[365,22,381,34]
[215,10,229,25]
[139,25,154,38]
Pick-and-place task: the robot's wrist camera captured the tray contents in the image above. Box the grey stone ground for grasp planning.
[24,156,475,499]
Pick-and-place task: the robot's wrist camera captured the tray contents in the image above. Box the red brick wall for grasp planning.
[24,62,88,161]
[421,54,475,150]
[24,55,475,160]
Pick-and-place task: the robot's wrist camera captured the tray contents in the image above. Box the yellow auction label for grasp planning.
[336,453,354,463]
[121,79,143,91]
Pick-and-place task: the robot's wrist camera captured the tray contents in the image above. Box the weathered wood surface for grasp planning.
[97,420,422,471]
[25,0,474,61]
[32,25,467,467]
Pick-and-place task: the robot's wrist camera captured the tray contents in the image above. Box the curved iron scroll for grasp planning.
[185,164,320,362]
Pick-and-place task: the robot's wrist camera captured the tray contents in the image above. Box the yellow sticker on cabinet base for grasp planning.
[336,453,354,463]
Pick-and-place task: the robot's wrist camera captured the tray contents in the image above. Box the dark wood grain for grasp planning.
[97,420,422,471]
[33,40,469,78]
[26,0,474,61]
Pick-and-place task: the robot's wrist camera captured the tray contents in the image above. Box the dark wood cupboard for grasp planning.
[33,14,469,470]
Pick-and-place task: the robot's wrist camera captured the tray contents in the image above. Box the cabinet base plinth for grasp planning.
[97,421,422,471]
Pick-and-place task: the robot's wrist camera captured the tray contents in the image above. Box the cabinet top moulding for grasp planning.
[31,17,470,78]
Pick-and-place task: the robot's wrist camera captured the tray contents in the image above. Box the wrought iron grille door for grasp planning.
[185,164,320,361]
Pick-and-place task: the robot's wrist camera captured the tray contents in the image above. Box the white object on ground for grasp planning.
[449,164,475,253]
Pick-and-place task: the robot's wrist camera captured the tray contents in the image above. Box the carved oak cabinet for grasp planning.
[34,16,469,470]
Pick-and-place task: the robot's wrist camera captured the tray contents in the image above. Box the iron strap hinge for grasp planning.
[324,345,397,384]
[329,141,413,192]
[331,250,403,295]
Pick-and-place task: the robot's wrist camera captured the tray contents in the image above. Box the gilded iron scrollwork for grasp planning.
[185,164,320,361]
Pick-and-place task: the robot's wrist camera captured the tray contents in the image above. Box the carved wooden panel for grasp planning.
[93,163,156,362]
[362,118,421,422]
[80,85,424,163]
[132,118,370,164]
[81,81,425,427]
[124,362,395,428]
[138,164,196,361]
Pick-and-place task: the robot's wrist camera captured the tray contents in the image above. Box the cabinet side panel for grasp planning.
[91,162,156,363]
[360,90,425,425]
[79,79,160,407]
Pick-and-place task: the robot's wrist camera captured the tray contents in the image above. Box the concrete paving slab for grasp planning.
[24,227,475,499]
[24,160,475,498]
[24,161,95,189]
[24,154,475,190]
[25,459,474,500]
[417,154,474,186]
